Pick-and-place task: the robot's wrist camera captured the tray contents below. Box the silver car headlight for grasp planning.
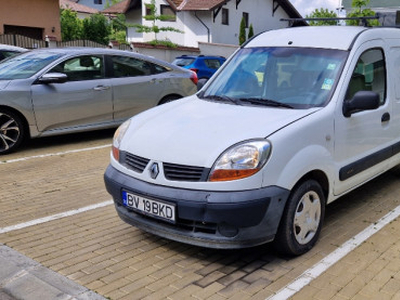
[112,119,131,161]
[209,139,271,182]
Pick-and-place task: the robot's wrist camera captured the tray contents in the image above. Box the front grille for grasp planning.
[121,151,209,181]
[163,162,209,182]
[123,153,149,173]
[178,219,217,234]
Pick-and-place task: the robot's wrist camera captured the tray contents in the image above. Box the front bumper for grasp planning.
[104,165,290,249]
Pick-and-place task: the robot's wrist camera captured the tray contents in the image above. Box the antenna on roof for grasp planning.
[281,16,379,27]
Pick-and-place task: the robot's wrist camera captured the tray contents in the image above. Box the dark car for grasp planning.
[172,55,226,79]
[0,44,27,61]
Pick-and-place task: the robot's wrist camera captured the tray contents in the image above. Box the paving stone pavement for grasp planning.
[1,131,400,300]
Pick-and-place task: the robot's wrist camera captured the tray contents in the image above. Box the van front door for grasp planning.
[334,45,390,195]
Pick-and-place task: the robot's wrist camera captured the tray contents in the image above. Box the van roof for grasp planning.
[245,26,370,51]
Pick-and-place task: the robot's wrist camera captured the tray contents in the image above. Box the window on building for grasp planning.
[94,0,102,4]
[222,8,229,25]
[146,5,152,16]
[243,12,249,28]
[160,5,176,21]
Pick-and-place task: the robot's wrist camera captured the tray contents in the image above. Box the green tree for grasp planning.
[132,0,183,46]
[82,13,111,45]
[60,9,83,41]
[248,24,254,40]
[239,17,246,45]
[109,14,128,44]
[306,8,338,26]
[346,0,380,26]
[105,0,124,9]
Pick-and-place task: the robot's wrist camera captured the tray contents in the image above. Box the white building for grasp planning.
[103,0,304,48]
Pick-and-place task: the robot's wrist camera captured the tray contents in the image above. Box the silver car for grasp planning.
[0,44,27,61]
[0,48,198,154]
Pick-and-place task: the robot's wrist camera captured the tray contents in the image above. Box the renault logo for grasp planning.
[150,163,159,179]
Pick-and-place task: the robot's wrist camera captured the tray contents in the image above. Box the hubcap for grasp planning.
[293,191,321,245]
[0,113,20,152]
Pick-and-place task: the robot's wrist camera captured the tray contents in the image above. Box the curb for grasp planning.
[0,244,106,300]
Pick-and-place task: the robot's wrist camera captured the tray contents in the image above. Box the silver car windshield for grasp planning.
[0,52,62,80]
[201,47,348,109]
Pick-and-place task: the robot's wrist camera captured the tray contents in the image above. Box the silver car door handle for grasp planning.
[93,85,110,91]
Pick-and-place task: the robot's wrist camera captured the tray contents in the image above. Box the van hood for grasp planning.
[121,96,319,167]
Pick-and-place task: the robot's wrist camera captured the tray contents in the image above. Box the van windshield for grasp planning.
[200,47,348,109]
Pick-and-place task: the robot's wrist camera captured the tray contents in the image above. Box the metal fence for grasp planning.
[0,34,46,49]
[0,34,131,50]
[56,39,107,48]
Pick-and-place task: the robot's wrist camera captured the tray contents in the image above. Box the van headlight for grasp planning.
[209,140,271,182]
[112,119,131,161]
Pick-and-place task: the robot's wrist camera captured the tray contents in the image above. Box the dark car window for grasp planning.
[49,55,104,81]
[0,50,19,61]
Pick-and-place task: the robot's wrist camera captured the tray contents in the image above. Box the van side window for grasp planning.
[346,48,386,104]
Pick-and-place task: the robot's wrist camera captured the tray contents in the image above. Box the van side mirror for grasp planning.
[342,91,380,118]
[37,72,68,84]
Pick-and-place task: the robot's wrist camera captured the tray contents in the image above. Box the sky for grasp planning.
[290,0,343,17]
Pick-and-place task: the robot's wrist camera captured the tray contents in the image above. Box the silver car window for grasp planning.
[49,55,104,81]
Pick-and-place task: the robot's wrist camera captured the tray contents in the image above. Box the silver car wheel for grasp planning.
[293,191,321,245]
[0,111,22,153]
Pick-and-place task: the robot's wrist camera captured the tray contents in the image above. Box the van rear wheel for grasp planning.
[274,180,325,256]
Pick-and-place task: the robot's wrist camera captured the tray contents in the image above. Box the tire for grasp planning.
[159,95,180,105]
[274,179,325,256]
[0,109,25,154]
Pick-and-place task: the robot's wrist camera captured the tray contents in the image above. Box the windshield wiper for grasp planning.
[239,97,294,109]
[201,95,242,105]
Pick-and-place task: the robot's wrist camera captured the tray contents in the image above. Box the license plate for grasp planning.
[122,191,176,223]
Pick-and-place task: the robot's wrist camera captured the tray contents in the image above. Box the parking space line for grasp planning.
[266,204,400,300]
[0,200,113,234]
[0,144,111,164]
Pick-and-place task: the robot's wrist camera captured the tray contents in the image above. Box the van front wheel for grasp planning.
[274,180,325,256]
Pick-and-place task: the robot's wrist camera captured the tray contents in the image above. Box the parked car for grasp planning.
[104,25,398,256]
[0,44,27,61]
[0,48,198,154]
[172,55,226,79]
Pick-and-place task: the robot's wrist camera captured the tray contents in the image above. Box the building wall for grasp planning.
[137,0,294,47]
[0,0,61,41]
[209,0,290,46]
[78,0,107,10]
[342,0,400,11]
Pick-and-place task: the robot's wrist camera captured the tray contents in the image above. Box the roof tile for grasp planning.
[60,0,99,14]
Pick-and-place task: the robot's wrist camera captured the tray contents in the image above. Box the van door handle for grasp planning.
[381,112,390,122]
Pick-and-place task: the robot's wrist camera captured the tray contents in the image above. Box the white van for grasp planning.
[104,25,399,255]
